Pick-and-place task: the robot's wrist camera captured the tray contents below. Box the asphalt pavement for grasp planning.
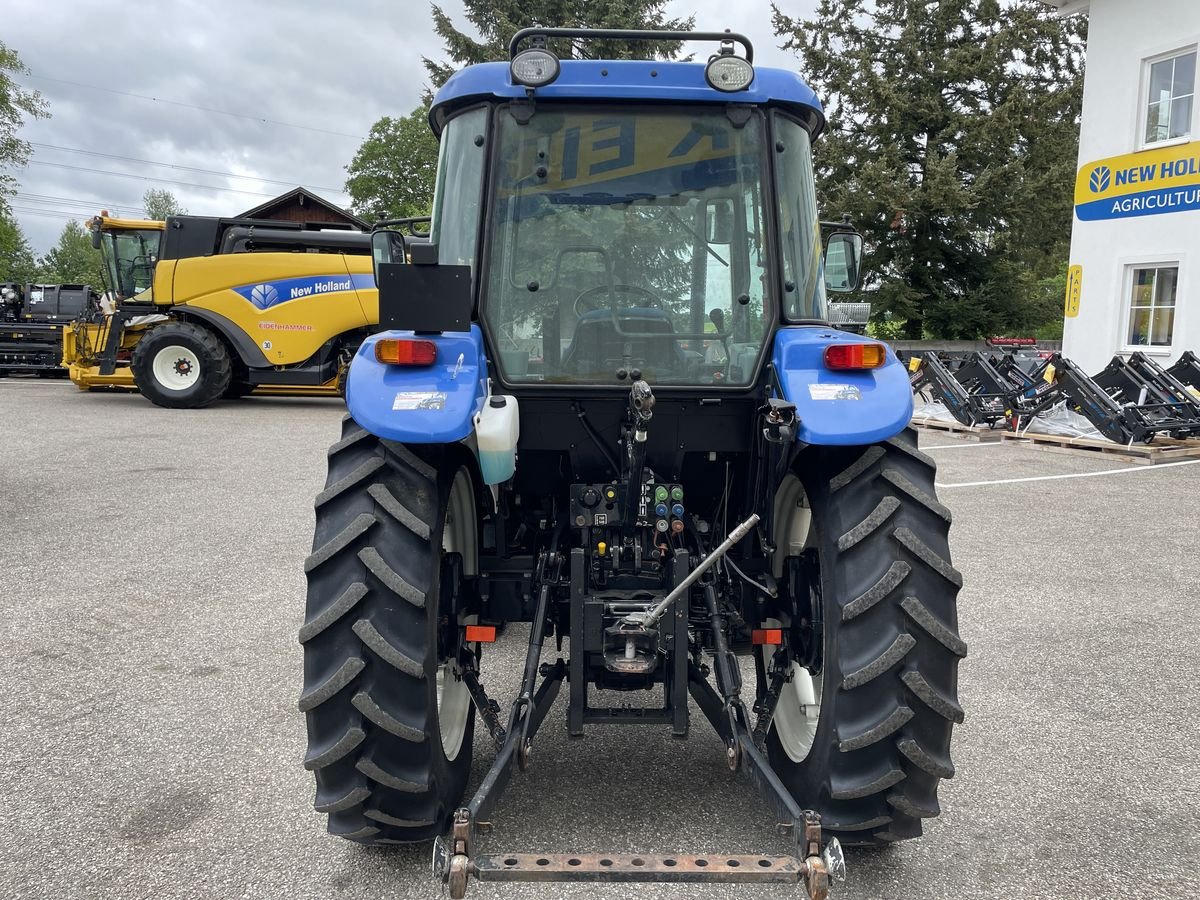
[1,376,1198,900]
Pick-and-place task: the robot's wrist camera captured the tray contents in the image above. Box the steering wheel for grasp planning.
[573,284,663,319]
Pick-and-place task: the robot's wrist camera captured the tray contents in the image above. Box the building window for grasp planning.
[1127,265,1178,347]
[1144,49,1196,145]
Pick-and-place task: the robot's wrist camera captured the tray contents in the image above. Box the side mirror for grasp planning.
[823,231,863,293]
[706,200,734,244]
[90,219,103,250]
[371,230,408,283]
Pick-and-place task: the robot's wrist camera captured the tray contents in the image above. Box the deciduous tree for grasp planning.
[345,106,440,221]
[39,219,105,288]
[142,188,187,220]
[0,41,49,202]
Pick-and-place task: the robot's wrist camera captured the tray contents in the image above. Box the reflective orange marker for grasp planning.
[751,629,783,646]
[465,625,497,643]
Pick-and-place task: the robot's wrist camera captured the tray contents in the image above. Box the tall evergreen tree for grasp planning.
[774,1,1086,338]
[424,1,695,87]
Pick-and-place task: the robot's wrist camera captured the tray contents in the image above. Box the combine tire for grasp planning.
[299,415,477,843]
[130,321,232,408]
[766,427,965,846]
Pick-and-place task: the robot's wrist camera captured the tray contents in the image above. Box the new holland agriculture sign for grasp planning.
[1075,142,1200,222]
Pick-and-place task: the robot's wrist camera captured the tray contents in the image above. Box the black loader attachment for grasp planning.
[1050,353,1200,443]
[909,346,1200,443]
[1167,350,1200,394]
[909,351,1008,428]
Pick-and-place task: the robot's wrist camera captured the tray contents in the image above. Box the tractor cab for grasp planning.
[371,29,856,395]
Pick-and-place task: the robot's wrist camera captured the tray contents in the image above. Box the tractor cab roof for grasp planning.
[430,59,825,136]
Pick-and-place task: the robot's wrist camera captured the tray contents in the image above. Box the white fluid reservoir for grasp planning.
[476,394,520,484]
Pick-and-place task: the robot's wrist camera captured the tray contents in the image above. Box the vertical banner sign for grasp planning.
[1064,265,1082,318]
[1074,143,1200,221]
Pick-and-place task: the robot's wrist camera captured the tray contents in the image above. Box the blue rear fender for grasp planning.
[772,327,912,445]
[345,326,489,444]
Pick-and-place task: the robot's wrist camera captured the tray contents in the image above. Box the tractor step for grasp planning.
[474,852,809,884]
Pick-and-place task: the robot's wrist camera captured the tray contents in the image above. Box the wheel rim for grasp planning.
[151,344,200,391]
[767,474,824,763]
[436,469,477,762]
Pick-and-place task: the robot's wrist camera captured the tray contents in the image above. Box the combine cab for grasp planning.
[298,29,965,899]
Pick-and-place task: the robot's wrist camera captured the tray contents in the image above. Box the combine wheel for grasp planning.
[130,321,232,408]
[767,426,966,846]
[299,415,477,842]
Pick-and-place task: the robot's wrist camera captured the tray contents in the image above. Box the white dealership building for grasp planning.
[1048,0,1199,372]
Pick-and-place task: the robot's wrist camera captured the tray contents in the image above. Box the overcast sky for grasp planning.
[5,0,816,253]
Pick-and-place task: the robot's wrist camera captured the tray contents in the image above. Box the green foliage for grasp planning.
[39,219,105,288]
[345,106,440,221]
[0,206,38,284]
[0,41,49,201]
[424,0,695,87]
[142,188,187,220]
[774,0,1085,339]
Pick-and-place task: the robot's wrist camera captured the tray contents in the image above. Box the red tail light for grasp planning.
[824,342,886,370]
[375,338,437,366]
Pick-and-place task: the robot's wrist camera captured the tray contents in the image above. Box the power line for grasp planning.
[9,206,94,221]
[26,160,282,197]
[25,73,368,141]
[18,190,148,210]
[15,196,148,219]
[30,142,347,195]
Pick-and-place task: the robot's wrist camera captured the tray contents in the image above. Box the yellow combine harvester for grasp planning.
[64,213,384,408]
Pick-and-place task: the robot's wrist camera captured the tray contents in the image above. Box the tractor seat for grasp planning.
[561,307,686,378]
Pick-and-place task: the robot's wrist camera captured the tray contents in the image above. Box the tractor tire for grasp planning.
[299,415,477,843]
[766,427,965,846]
[130,321,232,409]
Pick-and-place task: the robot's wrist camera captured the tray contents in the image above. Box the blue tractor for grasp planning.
[299,28,964,899]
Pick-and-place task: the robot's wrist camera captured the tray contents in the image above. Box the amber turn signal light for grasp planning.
[375,338,437,366]
[751,628,783,646]
[824,342,886,370]
[465,625,497,643]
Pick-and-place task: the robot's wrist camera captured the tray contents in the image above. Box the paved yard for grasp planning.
[2,377,1198,899]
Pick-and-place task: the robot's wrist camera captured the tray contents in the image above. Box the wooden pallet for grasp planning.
[910,416,1006,442]
[1000,430,1200,465]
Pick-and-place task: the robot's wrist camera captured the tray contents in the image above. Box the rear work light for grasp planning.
[375,338,437,366]
[824,342,886,370]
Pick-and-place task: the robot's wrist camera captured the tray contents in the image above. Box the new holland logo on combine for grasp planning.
[234,275,356,310]
[1075,144,1200,221]
[250,284,280,309]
